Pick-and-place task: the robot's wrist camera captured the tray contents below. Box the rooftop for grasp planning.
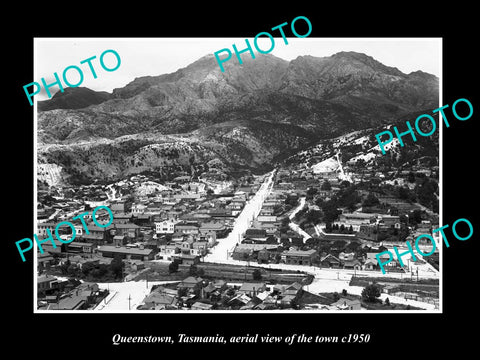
[97,245,153,255]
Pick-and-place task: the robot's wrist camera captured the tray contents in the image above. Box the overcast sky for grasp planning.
[34,38,441,101]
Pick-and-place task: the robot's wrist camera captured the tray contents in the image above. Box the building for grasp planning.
[114,223,141,238]
[112,213,132,224]
[37,222,55,237]
[320,254,341,268]
[67,242,94,254]
[238,282,267,297]
[37,275,60,295]
[97,245,154,261]
[155,219,177,234]
[331,298,362,310]
[156,244,180,261]
[282,249,318,266]
[175,222,200,235]
[378,215,401,229]
[178,276,204,290]
[131,203,147,216]
[199,222,228,238]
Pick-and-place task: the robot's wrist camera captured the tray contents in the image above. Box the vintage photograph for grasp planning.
[34,38,441,312]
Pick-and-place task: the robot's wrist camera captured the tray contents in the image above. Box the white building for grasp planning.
[155,219,178,234]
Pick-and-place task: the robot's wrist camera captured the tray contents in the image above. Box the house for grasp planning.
[282,249,318,266]
[113,235,127,247]
[178,276,204,290]
[208,208,233,219]
[172,253,201,266]
[228,293,252,307]
[232,246,253,261]
[37,275,60,295]
[129,259,145,272]
[97,245,154,261]
[111,201,129,213]
[142,293,177,309]
[257,248,281,263]
[238,282,267,297]
[197,231,216,246]
[156,244,180,261]
[343,259,362,270]
[366,252,401,271]
[131,203,147,216]
[364,258,378,270]
[320,253,342,268]
[191,242,208,257]
[331,298,362,310]
[199,222,228,238]
[171,232,187,243]
[114,223,141,238]
[112,213,132,225]
[257,215,277,223]
[245,228,267,238]
[134,214,152,226]
[378,215,401,229]
[277,282,304,305]
[37,253,55,271]
[47,296,86,310]
[81,223,113,244]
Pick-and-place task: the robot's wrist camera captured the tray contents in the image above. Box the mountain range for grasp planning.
[37,51,439,186]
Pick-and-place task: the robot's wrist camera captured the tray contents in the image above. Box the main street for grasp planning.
[203,170,276,262]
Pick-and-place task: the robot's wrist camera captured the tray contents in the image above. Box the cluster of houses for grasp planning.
[139,277,306,310]
[37,275,108,310]
[232,241,404,272]
[36,177,264,272]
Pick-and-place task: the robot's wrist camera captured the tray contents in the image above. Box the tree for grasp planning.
[110,255,124,279]
[362,193,380,207]
[306,209,322,225]
[407,172,416,183]
[342,289,347,296]
[252,269,262,281]
[67,264,78,277]
[81,262,96,277]
[306,187,318,199]
[60,259,71,275]
[325,222,332,233]
[169,261,179,273]
[189,264,198,276]
[361,284,381,302]
[321,180,332,190]
[385,297,391,306]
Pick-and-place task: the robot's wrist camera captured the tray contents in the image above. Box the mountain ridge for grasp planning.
[37,51,439,186]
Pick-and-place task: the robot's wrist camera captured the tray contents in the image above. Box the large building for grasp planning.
[97,245,154,261]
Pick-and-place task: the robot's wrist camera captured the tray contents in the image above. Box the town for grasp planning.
[36,137,440,311]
